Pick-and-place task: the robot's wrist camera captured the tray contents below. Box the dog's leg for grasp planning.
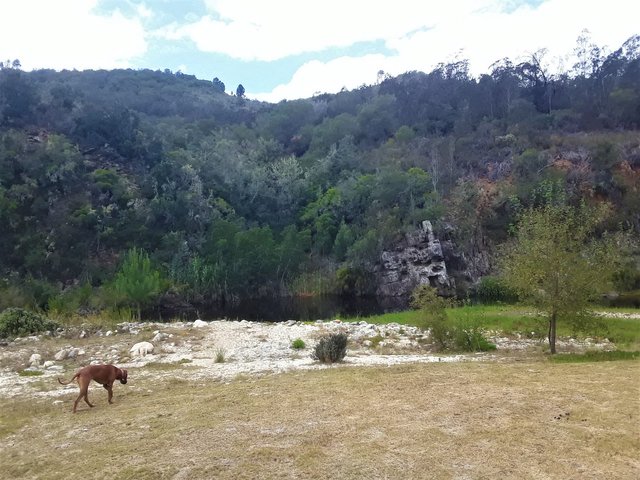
[103,383,114,404]
[78,377,94,411]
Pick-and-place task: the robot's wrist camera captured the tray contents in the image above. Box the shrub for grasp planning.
[411,285,495,352]
[476,276,518,304]
[313,333,348,363]
[0,308,60,338]
[215,347,226,363]
[291,338,306,349]
[411,285,453,345]
[453,317,497,352]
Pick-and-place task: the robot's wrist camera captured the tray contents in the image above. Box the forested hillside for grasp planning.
[1,32,638,316]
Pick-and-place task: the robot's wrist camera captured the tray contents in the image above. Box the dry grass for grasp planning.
[0,360,638,479]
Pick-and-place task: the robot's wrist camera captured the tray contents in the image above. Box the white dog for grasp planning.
[130,341,154,356]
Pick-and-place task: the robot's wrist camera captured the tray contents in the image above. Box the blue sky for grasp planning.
[2,0,638,103]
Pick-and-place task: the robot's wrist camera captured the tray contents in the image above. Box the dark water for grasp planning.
[158,295,409,322]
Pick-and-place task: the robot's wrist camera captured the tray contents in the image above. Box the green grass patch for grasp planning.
[346,310,423,326]
[18,369,44,377]
[350,305,640,348]
[549,350,640,363]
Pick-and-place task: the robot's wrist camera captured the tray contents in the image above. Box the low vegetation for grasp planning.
[0,308,59,338]
[549,350,640,363]
[312,333,348,363]
[291,338,306,349]
[1,361,637,479]
[348,304,640,351]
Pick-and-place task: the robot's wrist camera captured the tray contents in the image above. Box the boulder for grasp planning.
[29,353,42,367]
[54,349,68,361]
[152,332,169,342]
[193,319,208,328]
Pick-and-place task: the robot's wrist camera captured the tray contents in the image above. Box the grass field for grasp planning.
[0,360,638,479]
[349,305,640,350]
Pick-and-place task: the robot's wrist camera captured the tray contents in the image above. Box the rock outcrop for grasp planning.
[375,221,453,297]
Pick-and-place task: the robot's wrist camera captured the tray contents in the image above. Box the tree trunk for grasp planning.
[548,312,557,354]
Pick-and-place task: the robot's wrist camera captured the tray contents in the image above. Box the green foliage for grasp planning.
[452,315,497,352]
[549,350,640,363]
[312,333,348,363]
[215,347,226,363]
[0,35,638,315]
[112,248,163,319]
[476,276,518,304]
[411,286,495,351]
[47,282,94,318]
[332,221,355,261]
[0,308,59,338]
[291,338,306,349]
[500,204,624,353]
[18,369,44,377]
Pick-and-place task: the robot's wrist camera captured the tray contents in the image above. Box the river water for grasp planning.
[158,295,409,322]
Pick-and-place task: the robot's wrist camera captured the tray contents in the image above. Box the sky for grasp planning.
[1,0,638,103]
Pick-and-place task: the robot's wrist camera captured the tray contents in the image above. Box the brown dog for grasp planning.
[58,364,128,413]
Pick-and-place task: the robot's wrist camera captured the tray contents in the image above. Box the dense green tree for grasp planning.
[0,69,38,126]
[113,248,163,319]
[500,204,622,353]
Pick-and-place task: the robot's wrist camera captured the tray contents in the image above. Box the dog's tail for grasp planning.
[57,373,79,385]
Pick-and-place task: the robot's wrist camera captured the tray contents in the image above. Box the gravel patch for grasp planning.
[0,318,615,398]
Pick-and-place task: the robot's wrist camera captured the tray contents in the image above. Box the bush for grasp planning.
[476,276,518,304]
[215,347,226,363]
[453,317,497,352]
[291,338,306,349]
[411,285,495,352]
[313,333,348,363]
[0,308,60,338]
[410,284,453,337]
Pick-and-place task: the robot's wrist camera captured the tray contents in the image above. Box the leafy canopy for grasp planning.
[500,203,623,353]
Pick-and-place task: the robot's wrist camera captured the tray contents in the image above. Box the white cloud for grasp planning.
[249,0,640,101]
[172,0,488,61]
[0,0,148,71]
[250,54,388,102]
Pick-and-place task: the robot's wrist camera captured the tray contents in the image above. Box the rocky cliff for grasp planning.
[375,221,453,297]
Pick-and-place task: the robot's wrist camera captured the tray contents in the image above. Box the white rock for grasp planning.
[29,353,42,366]
[193,319,208,328]
[67,348,80,359]
[43,360,55,368]
[79,330,87,338]
[54,349,68,361]
[105,330,113,336]
[130,341,154,356]
[152,332,168,342]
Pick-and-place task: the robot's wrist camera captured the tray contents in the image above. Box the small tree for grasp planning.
[500,204,621,354]
[113,248,163,320]
[212,77,225,93]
